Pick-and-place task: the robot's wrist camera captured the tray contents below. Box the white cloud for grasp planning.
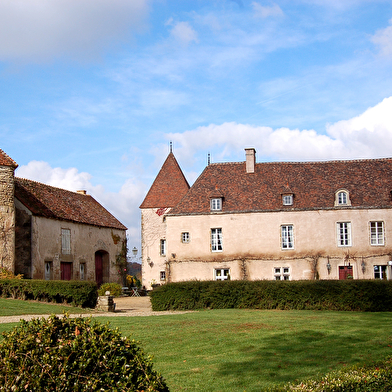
[168,21,199,46]
[167,96,392,162]
[15,161,146,248]
[372,19,392,57]
[252,2,284,18]
[0,0,150,62]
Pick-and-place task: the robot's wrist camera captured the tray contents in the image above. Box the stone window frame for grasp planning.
[211,228,223,252]
[281,225,294,250]
[337,221,352,247]
[370,221,385,246]
[274,267,290,280]
[210,198,222,211]
[181,232,190,243]
[335,189,351,207]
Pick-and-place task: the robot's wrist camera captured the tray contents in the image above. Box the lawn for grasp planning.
[1,307,392,391]
[0,298,92,317]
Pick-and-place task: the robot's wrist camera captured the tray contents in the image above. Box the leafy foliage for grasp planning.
[150,280,392,311]
[0,279,97,308]
[0,314,169,392]
[0,267,22,279]
[97,282,122,297]
[270,357,392,391]
[126,274,142,289]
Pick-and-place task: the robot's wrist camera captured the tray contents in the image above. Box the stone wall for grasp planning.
[0,165,15,271]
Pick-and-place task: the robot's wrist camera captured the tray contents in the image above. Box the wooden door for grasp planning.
[60,262,73,280]
[339,265,353,280]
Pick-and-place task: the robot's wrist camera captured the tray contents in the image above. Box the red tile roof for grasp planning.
[0,149,18,168]
[15,178,127,230]
[140,152,190,209]
[169,158,392,215]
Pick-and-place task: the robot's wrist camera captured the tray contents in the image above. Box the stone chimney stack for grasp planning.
[77,190,87,195]
[245,148,256,174]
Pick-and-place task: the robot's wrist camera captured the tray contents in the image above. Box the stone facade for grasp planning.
[0,148,127,284]
[0,165,16,272]
[141,148,392,289]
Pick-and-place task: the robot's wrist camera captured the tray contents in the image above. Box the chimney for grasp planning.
[77,190,87,195]
[245,148,256,173]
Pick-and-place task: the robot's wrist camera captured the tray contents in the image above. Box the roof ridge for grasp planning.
[208,157,392,166]
[15,177,90,196]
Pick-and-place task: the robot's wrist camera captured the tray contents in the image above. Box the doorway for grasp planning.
[95,250,109,286]
[339,265,353,280]
[60,262,73,280]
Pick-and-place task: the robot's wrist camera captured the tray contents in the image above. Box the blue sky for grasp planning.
[1,0,392,250]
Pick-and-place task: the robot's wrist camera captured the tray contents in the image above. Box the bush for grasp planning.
[0,314,169,392]
[150,280,392,312]
[0,267,22,279]
[269,357,392,391]
[97,282,122,297]
[0,280,97,308]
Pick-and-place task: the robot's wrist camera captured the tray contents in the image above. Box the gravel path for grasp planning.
[0,296,191,324]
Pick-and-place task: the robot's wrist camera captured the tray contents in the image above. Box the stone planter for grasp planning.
[96,295,116,312]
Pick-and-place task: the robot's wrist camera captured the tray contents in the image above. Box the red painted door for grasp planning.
[95,252,103,286]
[60,262,72,280]
[339,266,353,280]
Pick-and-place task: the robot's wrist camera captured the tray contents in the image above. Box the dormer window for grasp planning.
[282,194,293,206]
[210,198,222,211]
[335,189,351,207]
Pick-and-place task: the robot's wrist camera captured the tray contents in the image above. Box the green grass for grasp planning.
[0,298,92,317]
[1,308,392,391]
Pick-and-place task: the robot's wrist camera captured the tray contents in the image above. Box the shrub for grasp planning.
[269,357,392,391]
[0,314,169,392]
[97,282,122,297]
[150,280,392,312]
[0,280,97,308]
[126,274,142,289]
[0,267,22,279]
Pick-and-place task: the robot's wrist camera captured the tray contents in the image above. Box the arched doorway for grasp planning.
[95,250,109,286]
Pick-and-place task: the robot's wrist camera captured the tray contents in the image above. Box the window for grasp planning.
[370,221,384,246]
[282,194,293,206]
[44,262,52,281]
[80,263,85,280]
[211,228,223,252]
[160,270,166,281]
[374,265,387,280]
[210,198,222,211]
[335,190,351,206]
[214,268,230,280]
[274,267,290,280]
[160,239,166,256]
[338,191,347,205]
[281,225,294,249]
[181,232,190,243]
[337,222,351,246]
[61,229,71,254]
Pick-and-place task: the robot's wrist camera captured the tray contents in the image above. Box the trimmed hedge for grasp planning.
[269,357,392,391]
[0,279,98,308]
[150,280,392,312]
[98,282,122,297]
[0,314,169,391]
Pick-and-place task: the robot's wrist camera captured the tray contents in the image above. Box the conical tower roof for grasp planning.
[0,149,18,168]
[140,152,190,209]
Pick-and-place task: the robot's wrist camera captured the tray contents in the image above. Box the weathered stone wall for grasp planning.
[141,208,168,289]
[0,165,15,272]
[31,215,125,284]
[165,209,392,282]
